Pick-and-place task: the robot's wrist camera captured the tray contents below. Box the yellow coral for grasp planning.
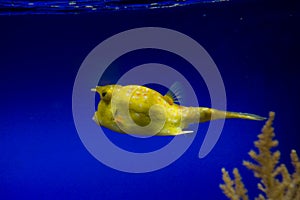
[220,112,300,200]
[220,168,248,200]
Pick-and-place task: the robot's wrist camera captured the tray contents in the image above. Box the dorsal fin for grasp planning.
[163,82,184,105]
[164,94,174,105]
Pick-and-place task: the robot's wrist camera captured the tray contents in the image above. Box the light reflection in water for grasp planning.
[0,0,230,15]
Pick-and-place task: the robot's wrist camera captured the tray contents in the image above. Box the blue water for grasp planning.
[1,1,299,199]
[1,0,230,15]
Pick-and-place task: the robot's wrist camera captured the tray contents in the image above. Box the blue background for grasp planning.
[1,1,299,199]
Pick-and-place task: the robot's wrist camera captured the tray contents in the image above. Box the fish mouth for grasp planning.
[92,113,100,125]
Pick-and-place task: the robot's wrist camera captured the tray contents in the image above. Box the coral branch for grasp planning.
[220,168,249,200]
[220,112,300,200]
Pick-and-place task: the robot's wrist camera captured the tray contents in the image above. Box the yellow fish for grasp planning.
[91,84,265,136]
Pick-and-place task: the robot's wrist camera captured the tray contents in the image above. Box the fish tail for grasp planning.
[182,107,266,123]
[224,111,266,121]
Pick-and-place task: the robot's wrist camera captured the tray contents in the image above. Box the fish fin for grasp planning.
[226,111,267,121]
[163,94,174,105]
[237,112,266,121]
[164,82,185,105]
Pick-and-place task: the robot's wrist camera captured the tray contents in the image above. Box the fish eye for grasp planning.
[102,92,107,97]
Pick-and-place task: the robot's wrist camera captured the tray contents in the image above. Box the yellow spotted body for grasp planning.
[92,85,265,136]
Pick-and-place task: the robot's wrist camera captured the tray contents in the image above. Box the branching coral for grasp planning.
[220,168,248,200]
[220,112,300,200]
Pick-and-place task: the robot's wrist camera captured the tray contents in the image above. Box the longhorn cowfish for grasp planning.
[91,84,265,136]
